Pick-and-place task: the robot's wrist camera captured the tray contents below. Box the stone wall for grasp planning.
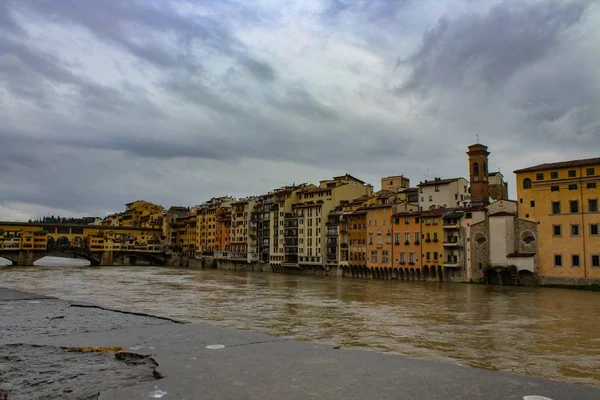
[469,220,489,282]
[514,218,538,254]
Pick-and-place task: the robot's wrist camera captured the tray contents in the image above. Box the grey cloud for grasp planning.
[14,0,276,81]
[267,84,338,120]
[0,34,163,117]
[397,0,591,94]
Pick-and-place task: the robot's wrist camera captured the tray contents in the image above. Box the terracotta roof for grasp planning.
[514,157,600,173]
[418,178,464,187]
[392,211,423,217]
[332,174,366,184]
[488,211,516,217]
[420,207,449,217]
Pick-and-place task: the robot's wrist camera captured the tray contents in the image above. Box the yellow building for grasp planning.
[0,222,162,253]
[420,208,446,278]
[515,157,600,284]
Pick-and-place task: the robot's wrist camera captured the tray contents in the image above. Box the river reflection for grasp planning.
[1,266,599,386]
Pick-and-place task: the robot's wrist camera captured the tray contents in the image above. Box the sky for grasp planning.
[1,0,599,220]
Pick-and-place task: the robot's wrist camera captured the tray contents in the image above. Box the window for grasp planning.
[475,234,487,244]
[382,251,389,263]
[405,217,410,224]
[592,255,600,268]
[587,167,595,176]
[394,233,400,244]
[428,195,433,201]
[588,182,597,189]
[530,200,535,207]
[409,252,415,264]
[400,253,406,263]
[404,232,410,243]
[570,200,579,213]
[568,170,576,177]
[553,225,562,236]
[536,173,544,181]
[572,255,580,268]
[591,224,599,236]
[433,251,438,260]
[569,184,577,191]
[589,199,598,212]
[551,185,559,192]
[522,234,536,245]
[551,171,558,179]
[368,233,373,245]
[552,201,561,214]
[426,252,431,260]
[414,232,420,243]
[571,224,580,236]
[370,251,377,263]
[554,254,562,267]
[523,178,532,189]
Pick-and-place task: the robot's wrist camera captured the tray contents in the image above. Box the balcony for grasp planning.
[284,229,297,237]
[444,258,461,268]
[340,243,348,249]
[326,229,338,236]
[443,219,459,228]
[443,237,461,247]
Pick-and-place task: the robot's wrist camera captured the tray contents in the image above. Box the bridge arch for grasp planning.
[56,236,70,249]
[72,236,84,248]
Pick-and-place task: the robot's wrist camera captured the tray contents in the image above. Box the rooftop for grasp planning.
[418,177,464,187]
[514,157,600,173]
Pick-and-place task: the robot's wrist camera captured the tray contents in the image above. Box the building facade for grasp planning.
[418,178,470,211]
[515,157,600,284]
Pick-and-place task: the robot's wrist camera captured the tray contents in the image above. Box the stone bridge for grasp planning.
[0,248,168,267]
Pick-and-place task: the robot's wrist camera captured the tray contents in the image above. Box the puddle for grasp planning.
[150,386,168,398]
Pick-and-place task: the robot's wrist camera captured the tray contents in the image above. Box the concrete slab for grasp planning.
[2,288,600,400]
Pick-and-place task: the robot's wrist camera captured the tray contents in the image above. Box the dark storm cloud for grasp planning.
[397,0,591,94]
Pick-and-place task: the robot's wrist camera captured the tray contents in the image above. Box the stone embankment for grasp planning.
[2,287,599,399]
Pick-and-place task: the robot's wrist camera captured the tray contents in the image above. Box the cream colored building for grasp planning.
[418,177,470,211]
[286,174,374,268]
[269,185,306,265]
[229,197,258,262]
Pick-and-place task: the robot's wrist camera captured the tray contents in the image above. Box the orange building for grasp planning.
[348,209,367,268]
[392,211,423,280]
[215,206,232,252]
[365,204,394,277]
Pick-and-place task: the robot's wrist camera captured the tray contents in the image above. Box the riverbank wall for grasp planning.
[2,287,600,399]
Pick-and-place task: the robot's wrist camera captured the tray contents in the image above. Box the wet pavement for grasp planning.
[2,287,600,399]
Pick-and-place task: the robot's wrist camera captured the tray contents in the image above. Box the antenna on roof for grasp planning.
[476,134,480,144]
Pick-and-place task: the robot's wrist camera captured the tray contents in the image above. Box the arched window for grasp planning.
[523,178,532,189]
[474,233,487,245]
[473,162,479,179]
[521,231,536,246]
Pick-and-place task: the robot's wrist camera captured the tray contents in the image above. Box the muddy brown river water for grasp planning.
[1,266,599,387]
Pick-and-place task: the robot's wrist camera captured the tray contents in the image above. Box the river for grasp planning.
[1,266,599,387]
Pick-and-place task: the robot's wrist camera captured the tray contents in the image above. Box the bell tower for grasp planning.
[467,143,490,207]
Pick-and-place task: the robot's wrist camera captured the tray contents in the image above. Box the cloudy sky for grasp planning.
[1,0,599,220]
